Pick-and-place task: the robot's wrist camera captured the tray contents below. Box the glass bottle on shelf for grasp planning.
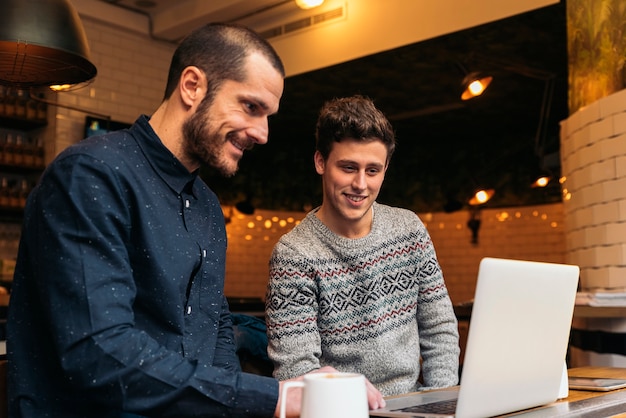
[4,88,16,118]
[2,132,14,166]
[26,93,38,120]
[8,179,19,208]
[18,178,29,208]
[22,136,35,167]
[13,134,24,166]
[34,137,44,167]
[0,177,9,208]
[36,94,47,122]
[0,133,5,166]
[15,89,27,119]
[0,86,6,117]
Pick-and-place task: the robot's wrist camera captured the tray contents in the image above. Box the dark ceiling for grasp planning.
[205,2,569,213]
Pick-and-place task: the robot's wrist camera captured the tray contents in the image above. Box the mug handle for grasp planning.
[279,380,305,418]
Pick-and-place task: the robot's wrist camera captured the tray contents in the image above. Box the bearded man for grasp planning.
[7,23,386,418]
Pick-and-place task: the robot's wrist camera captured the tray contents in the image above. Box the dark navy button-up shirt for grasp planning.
[7,115,278,417]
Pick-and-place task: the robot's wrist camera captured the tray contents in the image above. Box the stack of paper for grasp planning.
[576,291,626,307]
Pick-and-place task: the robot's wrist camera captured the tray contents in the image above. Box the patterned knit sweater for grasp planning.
[265,202,460,396]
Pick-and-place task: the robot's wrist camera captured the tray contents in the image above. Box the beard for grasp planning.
[181,98,247,177]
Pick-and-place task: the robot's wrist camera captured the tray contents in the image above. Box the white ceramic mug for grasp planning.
[279,371,368,418]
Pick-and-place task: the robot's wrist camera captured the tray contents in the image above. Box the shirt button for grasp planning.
[185,199,190,208]
[187,306,192,315]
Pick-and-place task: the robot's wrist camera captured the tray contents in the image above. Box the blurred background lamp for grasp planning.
[531,175,552,188]
[461,72,493,100]
[469,189,495,206]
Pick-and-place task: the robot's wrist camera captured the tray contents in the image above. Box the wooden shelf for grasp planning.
[573,305,626,318]
[0,115,46,131]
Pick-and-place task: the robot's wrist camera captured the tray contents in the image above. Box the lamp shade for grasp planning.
[0,0,97,87]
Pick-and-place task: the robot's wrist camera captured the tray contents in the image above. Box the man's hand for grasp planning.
[274,366,386,417]
[364,376,386,410]
[274,376,302,418]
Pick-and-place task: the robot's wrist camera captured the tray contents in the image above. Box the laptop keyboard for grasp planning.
[396,398,457,415]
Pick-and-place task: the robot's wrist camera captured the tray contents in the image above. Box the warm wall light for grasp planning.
[295,0,324,9]
[468,189,495,206]
[461,72,493,100]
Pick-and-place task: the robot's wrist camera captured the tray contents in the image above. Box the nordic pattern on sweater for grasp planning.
[266,202,460,396]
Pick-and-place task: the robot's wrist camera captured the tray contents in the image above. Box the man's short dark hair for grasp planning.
[315,95,396,163]
[163,23,285,102]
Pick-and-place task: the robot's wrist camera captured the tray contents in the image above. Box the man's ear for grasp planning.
[179,66,206,108]
[314,151,325,175]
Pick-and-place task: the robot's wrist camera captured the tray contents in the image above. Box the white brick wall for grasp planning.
[49,17,175,161]
[224,209,307,299]
[224,203,566,305]
[560,88,626,289]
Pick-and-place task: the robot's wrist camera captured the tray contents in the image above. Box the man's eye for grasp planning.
[245,102,258,113]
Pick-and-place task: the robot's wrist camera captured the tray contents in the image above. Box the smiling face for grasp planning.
[314,138,388,238]
[182,52,284,176]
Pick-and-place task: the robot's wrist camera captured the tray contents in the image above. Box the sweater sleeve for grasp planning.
[265,239,323,380]
[414,227,460,389]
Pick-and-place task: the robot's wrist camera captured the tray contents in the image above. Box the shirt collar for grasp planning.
[130,115,197,196]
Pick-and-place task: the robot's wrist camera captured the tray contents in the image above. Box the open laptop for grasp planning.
[370,257,580,418]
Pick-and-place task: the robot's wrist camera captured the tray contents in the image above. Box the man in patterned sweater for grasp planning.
[265,95,460,397]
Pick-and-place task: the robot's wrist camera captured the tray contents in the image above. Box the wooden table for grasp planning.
[567,367,626,400]
[501,367,626,417]
[573,305,626,318]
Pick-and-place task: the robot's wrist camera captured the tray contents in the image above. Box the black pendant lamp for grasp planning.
[0,0,97,87]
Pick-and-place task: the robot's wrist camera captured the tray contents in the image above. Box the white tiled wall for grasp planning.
[223,209,307,299]
[561,89,626,367]
[224,203,566,305]
[560,88,626,290]
[49,17,175,161]
[424,203,566,304]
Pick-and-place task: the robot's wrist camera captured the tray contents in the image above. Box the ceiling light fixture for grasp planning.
[295,0,325,10]
[468,189,495,206]
[0,0,97,88]
[531,175,551,188]
[461,72,493,100]
[530,165,554,188]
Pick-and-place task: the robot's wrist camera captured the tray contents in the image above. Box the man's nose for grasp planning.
[352,171,367,190]
[247,117,269,145]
